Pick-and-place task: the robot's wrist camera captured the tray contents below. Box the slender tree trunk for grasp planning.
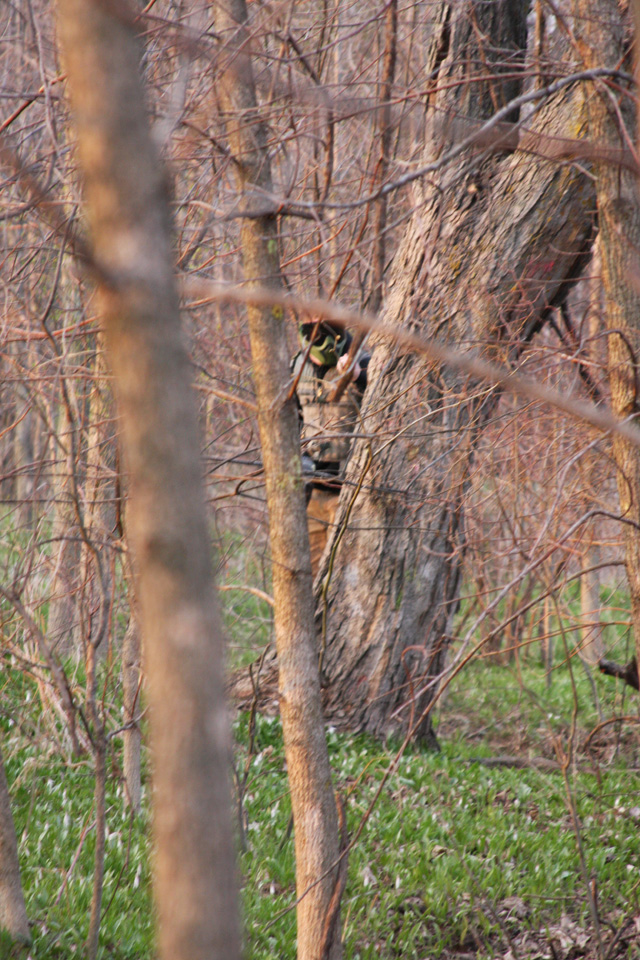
[577,242,605,669]
[542,594,554,688]
[47,403,80,658]
[14,367,35,527]
[87,739,106,960]
[79,342,115,657]
[319,0,595,741]
[370,0,397,314]
[0,747,29,947]
[122,491,142,814]
[579,550,604,666]
[46,249,88,660]
[57,3,241,960]
[216,3,343,956]
[574,0,640,669]
[122,616,142,813]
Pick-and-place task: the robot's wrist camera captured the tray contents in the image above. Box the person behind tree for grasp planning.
[293,320,370,576]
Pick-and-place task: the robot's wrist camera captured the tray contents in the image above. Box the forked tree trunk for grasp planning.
[574,0,640,670]
[0,747,29,946]
[318,0,595,742]
[57,2,241,959]
[217,2,343,956]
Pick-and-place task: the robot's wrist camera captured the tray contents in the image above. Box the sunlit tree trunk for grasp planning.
[57,2,241,959]
[319,0,595,741]
[574,0,640,670]
[217,1,343,955]
[579,549,604,666]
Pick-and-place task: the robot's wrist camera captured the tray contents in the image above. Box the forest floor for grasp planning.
[432,653,640,960]
[233,650,640,960]
[3,646,640,959]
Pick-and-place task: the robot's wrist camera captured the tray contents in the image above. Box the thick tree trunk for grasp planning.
[57,2,241,959]
[574,0,640,671]
[0,747,29,946]
[319,0,595,742]
[217,3,343,957]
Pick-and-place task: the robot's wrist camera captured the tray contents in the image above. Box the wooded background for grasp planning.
[1,0,640,957]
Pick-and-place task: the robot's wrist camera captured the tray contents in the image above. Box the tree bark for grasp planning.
[46,402,81,658]
[122,615,142,813]
[574,0,640,672]
[0,747,29,947]
[319,0,595,742]
[216,2,343,956]
[79,342,115,657]
[46,254,89,661]
[579,552,604,666]
[56,2,242,959]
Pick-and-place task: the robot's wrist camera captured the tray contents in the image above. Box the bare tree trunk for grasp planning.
[542,594,554,688]
[0,746,29,946]
[369,0,397,314]
[14,367,35,527]
[216,2,343,956]
[574,0,640,670]
[47,403,80,658]
[579,553,604,666]
[87,739,106,960]
[319,0,595,742]
[122,615,142,813]
[79,342,115,658]
[57,3,241,960]
[45,256,88,660]
[121,483,142,814]
[577,242,605,669]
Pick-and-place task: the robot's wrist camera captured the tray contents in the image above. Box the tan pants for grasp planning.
[306,486,340,577]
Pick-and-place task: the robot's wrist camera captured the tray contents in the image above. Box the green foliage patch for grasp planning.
[235,677,640,960]
[1,666,153,960]
[1,650,639,958]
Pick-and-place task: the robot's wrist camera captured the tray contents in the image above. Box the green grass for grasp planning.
[1,639,640,957]
[235,676,640,960]
[5,725,152,957]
